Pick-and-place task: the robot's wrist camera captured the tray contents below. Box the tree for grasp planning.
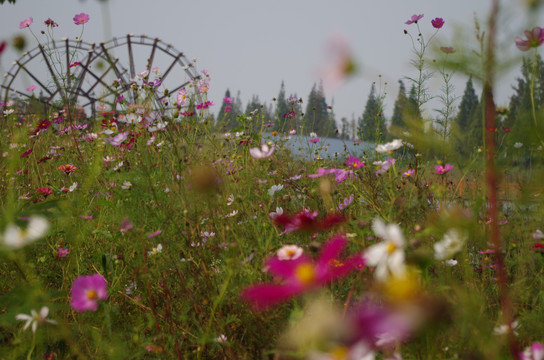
[275,81,290,132]
[451,77,481,157]
[304,82,336,137]
[358,83,386,143]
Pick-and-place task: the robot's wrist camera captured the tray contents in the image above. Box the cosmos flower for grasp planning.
[177,88,188,106]
[515,27,544,52]
[434,164,453,174]
[434,228,467,260]
[249,143,275,159]
[272,208,345,235]
[520,342,544,360]
[19,17,33,29]
[241,234,365,310]
[431,17,445,29]
[2,216,50,249]
[277,244,304,261]
[224,97,233,103]
[73,13,90,25]
[148,243,163,255]
[70,274,108,312]
[16,306,56,333]
[405,14,424,25]
[345,156,365,169]
[58,164,77,175]
[376,139,403,153]
[26,85,36,92]
[440,46,455,54]
[364,218,406,282]
[373,158,396,176]
[403,169,415,177]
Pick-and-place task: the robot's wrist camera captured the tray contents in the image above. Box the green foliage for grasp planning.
[358,83,386,143]
[304,82,336,137]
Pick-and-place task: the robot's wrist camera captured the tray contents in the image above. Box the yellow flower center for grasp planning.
[330,346,349,360]
[87,290,97,300]
[286,249,295,258]
[386,241,397,254]
[295,263,315,285]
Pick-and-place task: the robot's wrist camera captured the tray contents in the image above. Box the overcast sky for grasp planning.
[0,0,541,124]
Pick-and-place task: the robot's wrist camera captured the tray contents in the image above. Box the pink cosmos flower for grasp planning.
[36,187,53,197]
[308,167,337,178]
[403,169,415,177]
[26,85,36,92]
[345,155,365,169]
[177,88,187,106]
[320,34,357,92]
[337,195,354,211]
[373,158,396,176]
[44,18,58,28]
[19,17,33,29]
[0,41,6,56]
[272,208,345,235]
[440,46,455,54]
[73,13,90,25]
[283,111,296,118]
[196,101,214,110]
[405,14,424,25]
[147,230,162,238]
[224,105,232,113]
[70,274,108,312]
[431,17,445,29]
[309,137,321,143]
[515,27,544,52]
[105,131,129,146]
[434,164,453,174]
[241,234,365,310]
[520,342,544,360]
[223,97,233,103]
[58,247,69,258]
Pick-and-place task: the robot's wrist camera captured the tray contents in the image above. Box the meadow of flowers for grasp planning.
[1,2,544,360]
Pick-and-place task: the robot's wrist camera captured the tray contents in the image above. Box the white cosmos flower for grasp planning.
[434,228,467,260]
[121,181,132,190]
[493,320,519,336]
[148,244,163,256]
[249,143,275,159]
[2,216,50,249]
[277,245,303,261]
[376,139,403,153]
[16,306,57,333]
[364,218,406,282]
[268,184,283,197]
[269,207,283,219]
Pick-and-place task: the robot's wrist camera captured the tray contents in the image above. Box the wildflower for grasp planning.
[73,13,90,25]
[19,17,33,29]
[309,137,321,143]
[177,88,188,106]
[405,14,424,25]
[440,46,455,54]
[515,27,544,51]
[403,169,415,177]
[20,148,33,158]
[148,244,163,255]
[120,217,134,233]
[105,132,129,146]
[58,247,69,257]
[70,274,108,312]
[0,41,6,55]
[364,218,406,282]
[283,111,296,118]
[241,234,365,310]
[431,17,445,29]
[249,143,275,159]
[58,164,77,175]
[277,245,304,261]
[196,100,214,110]
[337,195,354,211]
[216,334,228,343]
[26,85,36,92]
[345,155,365,169]
[268,184,283,197]
[376,139,403,153]
[289,129,297,135]
[36,187,53,197]
[434,228,467,260]
[373,158,396,176]
[224,105,232,113]
[434,163,453,174]
[44,18,58,28]
[520,342,544,360]
[198,79,210,93]
[147,230,162,238]
[272,208,345,235]
[16,307,56,333]
[493,320,519,336]
[224,96,233,103]
[321,34,357,91]
[121,181,132,190]
[533,229,544,239]
[514,142,523,148]
[2,216,49,249]
[269,207,283,219]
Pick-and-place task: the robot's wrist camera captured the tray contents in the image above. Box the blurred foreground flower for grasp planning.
[434,163,453,174]
[320,34,357,92]
[249,143,275,159]
[272,208,345,235]
[16,306,56,333]
[241,234,365,310]
[376,139,403,153]
[520,342,544,360]
[70,274,108,312]
[1,215,49,249]
[434,228,467,260]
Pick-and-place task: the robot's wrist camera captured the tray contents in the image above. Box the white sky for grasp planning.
[0,0,541,124]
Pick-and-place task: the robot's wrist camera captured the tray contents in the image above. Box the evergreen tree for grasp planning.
[390,80,409,136]
[275,81,290,131]
[358,83,386,143]
[453,77,480,156]
[304,82,335,137]
[340,117,349,139]
[216,89,236,129]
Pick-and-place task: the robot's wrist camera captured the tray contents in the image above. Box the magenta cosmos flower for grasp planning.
[345,155,365,169]
[19,17,33,29]
[241,234,365,310]
[73,13,90,25]
[515,27,544,52]
[272,208,345,235]
[405,14,424,25]
[434,164,453,175]
[431,17,445,29]
[70,274,108,312]
[520,342,544,360]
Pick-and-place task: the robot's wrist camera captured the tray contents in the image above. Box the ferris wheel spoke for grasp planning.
[126,35,136,80]
[14,61,54,97]
[146,38,159,73]
[38,45,64,98]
